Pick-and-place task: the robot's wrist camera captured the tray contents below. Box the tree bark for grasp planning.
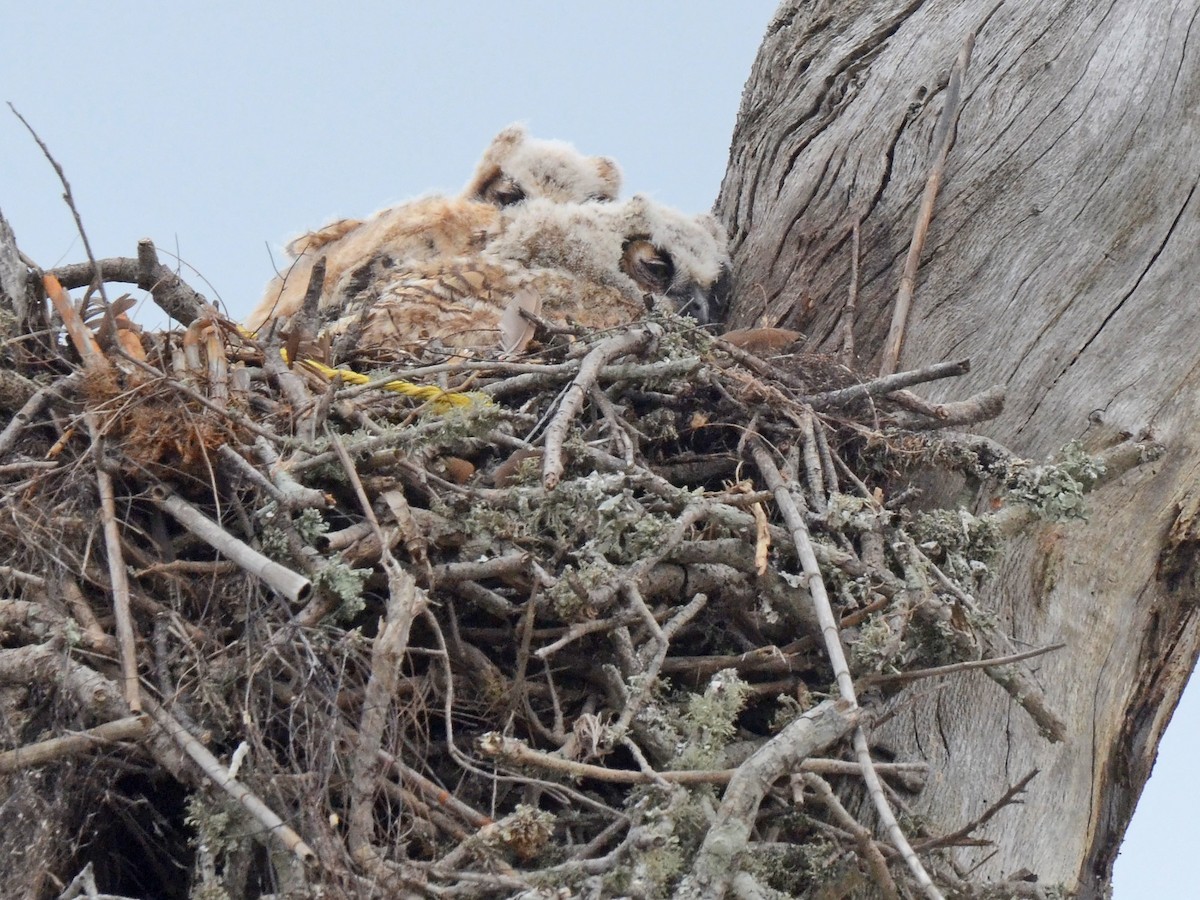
[718,1,1200,895]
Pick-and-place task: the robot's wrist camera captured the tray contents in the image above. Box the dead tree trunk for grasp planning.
[717,0,1200,894]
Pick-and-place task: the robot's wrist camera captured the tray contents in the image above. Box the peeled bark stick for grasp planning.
[542,325,657,489]
[672,698,859,900]
[44,274,109,372]
[143,697,316,863]
[149,486,311,603]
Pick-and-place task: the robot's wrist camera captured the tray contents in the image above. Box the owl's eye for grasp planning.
[492,184,527,207]
[622,239,674,293]
[638,255,672,285]
[478,175,527,207]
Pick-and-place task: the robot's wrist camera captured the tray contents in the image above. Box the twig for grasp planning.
[858,644,1066,688]
[378,750,493,829]
[0,372,82,456]
[532,612,656,659]
[672,699,859,900]
[263,342,319,445]
[135,239,209,325]
[9,103,108,307]
[218,443,290,504]
[86,414,140,712]
[542,325,657,489]
[60,577,117,652]
[887,384,1005,429]
[0,715,147,773]
[748,435,855,701]
[251,436,329,509]
[330,429,427,872]
[149,485,311,602]
[479,731,924,787]
[901,538,1068,742]
[799,411,827,514]
[749,433,944,899]
[913,770,1038,852]
[143,696,316,863]
[40,250,210,324]
[431,552,529,584]
[801,358,970,409]
[879,34,975,376]
[804,771,899,899]
[614,590,708,734]
[0,566,47,588]
[841,218,861,367]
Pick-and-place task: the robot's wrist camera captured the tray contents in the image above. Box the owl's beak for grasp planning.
[679,284,715,325]
[671,268,732,327]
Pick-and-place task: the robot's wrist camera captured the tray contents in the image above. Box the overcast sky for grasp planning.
[1,1,773,325]
[0,2,1191,896]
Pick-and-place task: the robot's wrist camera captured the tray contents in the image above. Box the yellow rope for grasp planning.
[296,357,487,411]
[236,326,488,412]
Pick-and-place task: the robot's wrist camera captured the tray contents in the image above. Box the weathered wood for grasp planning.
[718,1,1200,894]
[0,209,27,320]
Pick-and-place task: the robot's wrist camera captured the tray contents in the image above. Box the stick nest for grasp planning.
[0,252,1149,900]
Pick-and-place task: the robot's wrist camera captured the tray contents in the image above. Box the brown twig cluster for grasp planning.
[0,225,1161,899]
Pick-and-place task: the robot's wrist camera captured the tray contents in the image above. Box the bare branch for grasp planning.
[879,34,975,375]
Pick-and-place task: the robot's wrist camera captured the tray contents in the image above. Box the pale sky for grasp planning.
[0,2,1190,896]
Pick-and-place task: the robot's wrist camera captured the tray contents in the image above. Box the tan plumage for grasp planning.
[319,194,732,364]
[245,125,623,333]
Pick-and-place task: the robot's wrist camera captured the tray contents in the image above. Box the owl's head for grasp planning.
[462,124,623,207]
[490,194,733,326]
[617,196,732,325]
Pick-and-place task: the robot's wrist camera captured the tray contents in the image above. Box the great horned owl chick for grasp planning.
[461,123,622,206]
[320,194,732,363]
[245,125,622,333]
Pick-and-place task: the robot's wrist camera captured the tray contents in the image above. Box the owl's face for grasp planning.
[463,125,623,206]
[620,236,731,326]
[489,195,733,326]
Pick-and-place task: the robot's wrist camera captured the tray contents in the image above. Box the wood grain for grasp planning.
[718,1,1200,894]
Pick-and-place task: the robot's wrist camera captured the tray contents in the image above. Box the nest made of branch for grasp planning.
[0,264,1151,900]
